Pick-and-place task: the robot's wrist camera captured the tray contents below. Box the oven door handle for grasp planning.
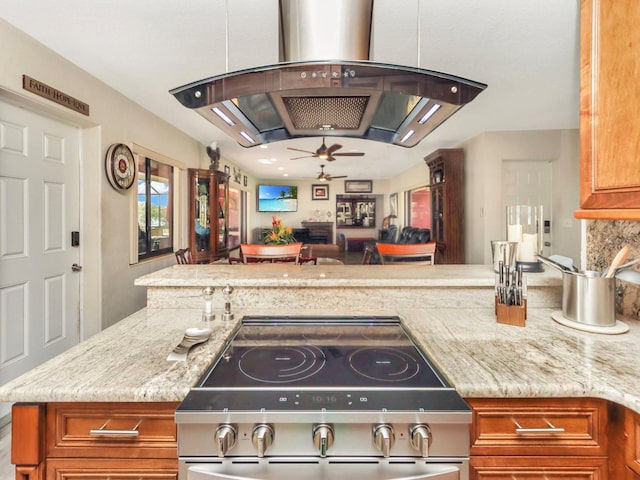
[185,458,461,479]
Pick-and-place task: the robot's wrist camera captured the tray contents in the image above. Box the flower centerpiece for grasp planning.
[264,216,297,244]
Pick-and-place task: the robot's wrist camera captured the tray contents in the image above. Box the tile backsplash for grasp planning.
[586,220,640,318]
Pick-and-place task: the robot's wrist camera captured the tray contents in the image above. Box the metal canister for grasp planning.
[561,271,616,327]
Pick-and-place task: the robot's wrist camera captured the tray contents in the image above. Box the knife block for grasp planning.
[495,296,527,327]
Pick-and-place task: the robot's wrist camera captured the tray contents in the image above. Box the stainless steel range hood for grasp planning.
[170,0,486,148]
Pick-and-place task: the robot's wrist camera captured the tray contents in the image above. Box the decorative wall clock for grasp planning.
[105,143,136,190]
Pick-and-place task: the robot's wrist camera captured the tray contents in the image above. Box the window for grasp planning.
[138,157,173,259]
[408,186,431,228]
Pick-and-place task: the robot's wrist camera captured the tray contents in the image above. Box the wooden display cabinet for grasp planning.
[424,148,464,264]
[576,0,640,220]
[188,169,229,263]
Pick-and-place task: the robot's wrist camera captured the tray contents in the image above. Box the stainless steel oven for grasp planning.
[177,316,471,480]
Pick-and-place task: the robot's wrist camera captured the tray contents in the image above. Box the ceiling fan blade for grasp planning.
[329,175,348,179]
[326,143,343,154]
[287,147,316,154]
[290,155,314,160]
[332,152,365,156]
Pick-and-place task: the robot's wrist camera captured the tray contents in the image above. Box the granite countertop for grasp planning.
[1,304,639,414]
[134,264,562,288]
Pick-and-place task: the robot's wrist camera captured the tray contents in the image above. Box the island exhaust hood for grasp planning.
[170,0,486,148]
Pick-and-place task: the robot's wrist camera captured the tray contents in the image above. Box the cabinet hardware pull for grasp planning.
[89,419,141,436]
[513,419,565,434]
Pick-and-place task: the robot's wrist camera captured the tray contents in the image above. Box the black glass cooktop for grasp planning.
[195,316,448,390]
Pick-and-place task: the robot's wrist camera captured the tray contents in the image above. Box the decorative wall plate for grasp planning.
[105,143,136,190]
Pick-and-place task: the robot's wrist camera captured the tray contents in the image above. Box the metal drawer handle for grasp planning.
[89,419,141,436]
[514,419,565,434]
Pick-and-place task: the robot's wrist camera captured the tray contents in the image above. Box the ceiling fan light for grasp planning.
[418,104,441,124]
[212,107,235,126]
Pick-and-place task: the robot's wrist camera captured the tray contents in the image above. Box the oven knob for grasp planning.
[215,424,237,457]
[373,424,395,458]
[252,424,274,457]
[409,424,432,458]
[312,423,334,458]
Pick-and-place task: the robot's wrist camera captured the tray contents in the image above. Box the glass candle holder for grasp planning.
[506,205,543,271]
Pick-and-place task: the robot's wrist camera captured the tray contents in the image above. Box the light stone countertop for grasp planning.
[1,303,639,414]
[134,264,563,288]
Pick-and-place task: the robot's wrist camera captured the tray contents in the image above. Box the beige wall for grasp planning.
[0,19,204,330]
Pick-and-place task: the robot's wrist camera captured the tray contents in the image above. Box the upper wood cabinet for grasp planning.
[576,0,640,220]
[188,169,229,263]
[424,148,464,264]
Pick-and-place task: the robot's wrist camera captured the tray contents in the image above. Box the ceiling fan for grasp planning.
[288,137,365,162]
[316,165,347,182]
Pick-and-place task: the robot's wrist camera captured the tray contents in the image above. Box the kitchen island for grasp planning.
[1,263,639,478]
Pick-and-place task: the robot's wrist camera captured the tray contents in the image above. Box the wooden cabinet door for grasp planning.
[578,0,640,219]
[627,408,640,476]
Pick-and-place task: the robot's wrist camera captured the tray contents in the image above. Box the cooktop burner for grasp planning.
[196,316,447,390]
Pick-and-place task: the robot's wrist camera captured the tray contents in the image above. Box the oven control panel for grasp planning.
[177,421,470,459]
[183,388,471,412]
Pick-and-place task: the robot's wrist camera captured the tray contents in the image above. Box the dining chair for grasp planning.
[240,243,303,264]
[376,242,437,265]
[175,248,193,264]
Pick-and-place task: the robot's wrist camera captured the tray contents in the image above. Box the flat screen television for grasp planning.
[257,184,298,212]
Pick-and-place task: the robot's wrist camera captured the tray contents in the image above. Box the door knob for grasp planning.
[71,264,82,272]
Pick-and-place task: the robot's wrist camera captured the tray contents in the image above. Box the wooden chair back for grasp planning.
[175,248,193,264]
[240,243,303,264]
[376,242,437,265]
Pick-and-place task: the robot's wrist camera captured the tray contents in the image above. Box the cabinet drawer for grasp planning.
[468,398,607,456]
[471,455,607,480]
[46,458,178,480]
[47,402,179,458]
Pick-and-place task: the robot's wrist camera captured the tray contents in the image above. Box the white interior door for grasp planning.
[501,160,552,257]
[0,100,81,405]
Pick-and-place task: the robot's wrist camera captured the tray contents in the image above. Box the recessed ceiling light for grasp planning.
[277,167,284,170]
[259,145,268,149]
[283,173,289,177]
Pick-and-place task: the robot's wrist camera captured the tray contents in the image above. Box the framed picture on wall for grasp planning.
[344,180,372,193]
[390,192,398,217]
[312,184,329,200]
